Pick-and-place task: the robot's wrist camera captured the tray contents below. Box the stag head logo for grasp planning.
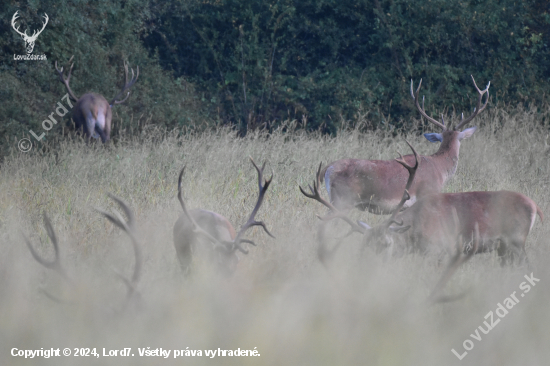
[11,11,49,54]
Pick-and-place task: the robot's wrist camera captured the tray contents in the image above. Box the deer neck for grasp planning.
[431,132,461,177]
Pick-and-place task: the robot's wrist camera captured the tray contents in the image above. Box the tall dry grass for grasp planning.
[0,107,549,365]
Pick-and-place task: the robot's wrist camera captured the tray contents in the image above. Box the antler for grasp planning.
[453,75,491,130]
[411,76,490,132]
[109,61,139,105]
[410,79,447,131]
[427,213,480,303]
[385,140,420,228]
[55,56,79,102]
[23,213,70,281]
[177,158,274,256]
[232,158,275,250]
[95,194,142,300]
[299,163,366,235]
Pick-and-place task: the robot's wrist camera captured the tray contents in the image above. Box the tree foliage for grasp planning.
[0,0,549,155]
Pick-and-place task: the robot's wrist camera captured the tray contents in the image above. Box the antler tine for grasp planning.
[233,158,275,246]
[249,156,273,193]
[428,219,479,303]
[111,61,140,105]
[385,140,420,227]
[54,56,79,102]
[96,195,142,288]
[394,140,419,186]
[23,213,69,280]
[300,163,366,235]
[410,79,446,131]
[299,163,339,212]
[454,75,490,130]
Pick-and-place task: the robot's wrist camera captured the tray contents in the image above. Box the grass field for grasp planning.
[1,108,549,365]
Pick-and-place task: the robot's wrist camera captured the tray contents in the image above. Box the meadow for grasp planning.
[0,107,549,366]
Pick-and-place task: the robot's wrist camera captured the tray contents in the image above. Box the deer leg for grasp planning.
[95,125,107,143]
[509,239,529,268]
[497,239,510,267]
[85,111,97,140]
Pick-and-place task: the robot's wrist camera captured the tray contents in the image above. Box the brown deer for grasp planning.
[322,76,490,214]
[301,142,543,299]
[303,141,542,266]
[174,158,274,276]
[55,56,139,142]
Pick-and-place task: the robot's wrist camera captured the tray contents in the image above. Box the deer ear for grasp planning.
[458,126,477,140]
[424,133,443,143]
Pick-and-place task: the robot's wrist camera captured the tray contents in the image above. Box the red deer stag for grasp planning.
[322,76,490,214]
[302,142,541,301]
[55,56,139,142]
[174,158,274,276]
[302,142,543,267]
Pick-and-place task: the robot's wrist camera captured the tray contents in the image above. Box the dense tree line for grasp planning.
[1,0,549,154]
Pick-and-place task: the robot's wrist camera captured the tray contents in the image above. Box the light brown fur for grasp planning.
[323,130,468,214]
[368,190,543,265]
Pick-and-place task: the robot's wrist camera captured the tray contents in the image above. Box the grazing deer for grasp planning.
[55,56,139,142]
[174,158,274,276]
[11,11,48,54]
[23,195,142,306]
[322,76,490,214]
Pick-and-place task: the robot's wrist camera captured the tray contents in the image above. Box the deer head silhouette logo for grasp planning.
[11,11,49,54]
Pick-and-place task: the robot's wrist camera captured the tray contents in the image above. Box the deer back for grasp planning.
[383,190,542,259]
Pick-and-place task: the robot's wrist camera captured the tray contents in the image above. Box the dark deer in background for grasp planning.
[55,56,139,142]
[11,11,48,54]
[174,158,274,276]
[322,76,490,214]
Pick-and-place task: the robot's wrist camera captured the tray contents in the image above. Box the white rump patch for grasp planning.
[324,166,334,196]
[530,210,536,231]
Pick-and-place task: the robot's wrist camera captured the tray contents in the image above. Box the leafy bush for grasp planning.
[1,0,549,157]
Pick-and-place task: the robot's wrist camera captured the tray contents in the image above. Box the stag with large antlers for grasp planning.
[302,142,542,267]
[173,158,274,276]
[302,141,542,300]
[322,76,490,214]
[55,56,139,142]
[12,11,48,54]
[301,141,419,262]
[23,195,142,306]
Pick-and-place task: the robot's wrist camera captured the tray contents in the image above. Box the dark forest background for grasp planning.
[1,0,549,156]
